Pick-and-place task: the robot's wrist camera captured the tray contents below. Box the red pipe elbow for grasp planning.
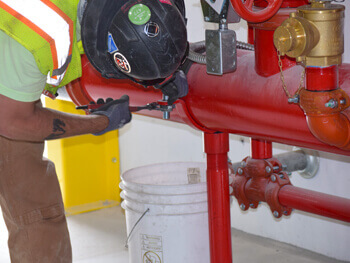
[299,88,350,150]
[306,113,350,150]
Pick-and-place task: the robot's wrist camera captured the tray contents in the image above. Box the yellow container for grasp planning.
[45,98,121,216]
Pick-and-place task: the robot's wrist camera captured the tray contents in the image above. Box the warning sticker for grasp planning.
[141,234,163,263]
[187,167,201,184]
[108,32,118,53]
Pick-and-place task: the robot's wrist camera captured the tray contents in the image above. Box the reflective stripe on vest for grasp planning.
[0,0,73,87]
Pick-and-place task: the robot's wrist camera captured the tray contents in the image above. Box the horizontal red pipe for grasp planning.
[78,52,350,156]
[279,185,350,222]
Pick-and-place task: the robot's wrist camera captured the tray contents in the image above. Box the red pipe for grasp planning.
[77,54,350,156]
[279,185,350,222]
[251,139,272,159]
[204,133,232,263]
[254,29,295,77]
[254,0,308,8]
[306,66,339,91]
[249,7,297,77]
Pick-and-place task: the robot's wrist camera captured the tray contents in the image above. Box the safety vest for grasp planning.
[0,0,82,98]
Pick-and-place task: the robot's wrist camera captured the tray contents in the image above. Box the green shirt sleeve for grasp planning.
[0,30,47,102]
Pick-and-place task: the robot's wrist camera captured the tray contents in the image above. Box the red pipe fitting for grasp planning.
[300,69,350,150]
[231,157,292,218]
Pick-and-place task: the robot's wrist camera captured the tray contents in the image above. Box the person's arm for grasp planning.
[0,94,109,142]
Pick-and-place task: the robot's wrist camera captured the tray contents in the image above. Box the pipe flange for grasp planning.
[293,147,320,179]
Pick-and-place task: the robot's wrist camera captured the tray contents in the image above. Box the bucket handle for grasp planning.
[125,208,150,248]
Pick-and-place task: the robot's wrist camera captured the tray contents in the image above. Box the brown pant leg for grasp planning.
[0,136,72,263]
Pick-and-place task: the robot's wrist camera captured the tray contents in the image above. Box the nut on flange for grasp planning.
[274,1,345,67]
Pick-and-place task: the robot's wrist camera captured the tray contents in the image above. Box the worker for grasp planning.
[0,0,131,262]
[0,0,187,261]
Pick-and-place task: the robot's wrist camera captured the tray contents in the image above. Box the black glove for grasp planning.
[91,95,132,135]
[156,70,189,105]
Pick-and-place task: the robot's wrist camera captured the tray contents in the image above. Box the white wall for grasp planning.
[120,1,350,261]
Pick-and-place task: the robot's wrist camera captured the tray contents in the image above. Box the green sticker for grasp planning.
[128,4,151,25]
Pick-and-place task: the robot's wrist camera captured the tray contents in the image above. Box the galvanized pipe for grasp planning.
[230,149,310,173]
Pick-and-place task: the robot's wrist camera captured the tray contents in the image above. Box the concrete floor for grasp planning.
[0,206,348,263]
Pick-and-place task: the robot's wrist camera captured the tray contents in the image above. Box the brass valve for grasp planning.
[273,0,345,67]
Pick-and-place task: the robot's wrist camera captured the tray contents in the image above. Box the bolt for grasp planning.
[273,166,280,171]
[204,16,210,22]
[220,18,227,24]
[271,174,276,182]
[273,211,280,218]
[112,157,117,163]
[340,98,346,105]
[288,96,299,104]
[229,175,234,185]
[279,173,284,179]
[237,168,243,175]
[240,161,246,167]
[325,99,338,109]
[240,204,246,210]
[163,111,170,120]
[250,203,255,208]
[265,166,272,174]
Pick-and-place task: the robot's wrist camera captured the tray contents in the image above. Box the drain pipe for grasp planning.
[204,132,232,263]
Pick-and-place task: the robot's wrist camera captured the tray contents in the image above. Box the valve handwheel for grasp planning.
[230,0,283,23]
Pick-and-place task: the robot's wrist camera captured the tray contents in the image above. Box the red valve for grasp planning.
[230,0,283,23]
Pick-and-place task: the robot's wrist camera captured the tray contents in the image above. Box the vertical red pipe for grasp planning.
[254,29,295,77]
[204,133,232,263]
[248,25,254,44]
[251,139,272,159]
[306,65,339,91]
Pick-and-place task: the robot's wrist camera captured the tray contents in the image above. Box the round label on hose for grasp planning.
[128,4,151,25]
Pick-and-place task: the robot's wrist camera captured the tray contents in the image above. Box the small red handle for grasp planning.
[230,0,283,23]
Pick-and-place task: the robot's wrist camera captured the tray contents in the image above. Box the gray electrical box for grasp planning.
[206,28,237,75]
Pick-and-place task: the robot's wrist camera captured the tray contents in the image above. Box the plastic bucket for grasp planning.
[121,162,210,263]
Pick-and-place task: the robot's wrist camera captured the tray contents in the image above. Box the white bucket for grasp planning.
[121,162,210,263]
